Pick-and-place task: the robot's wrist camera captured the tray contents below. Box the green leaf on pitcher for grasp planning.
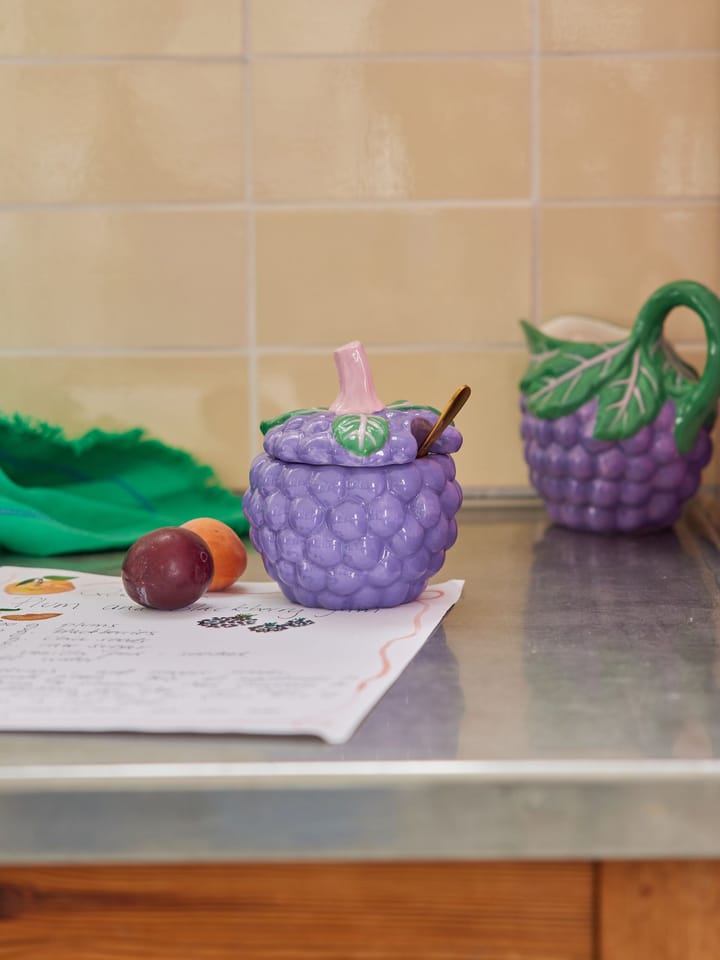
[332,414,389,457]
[650,338,699,399]
[594,343,663,440]
[520,321,633,419]
[674,392,711,455]
[519,320,565,364]
[521,281,720,452]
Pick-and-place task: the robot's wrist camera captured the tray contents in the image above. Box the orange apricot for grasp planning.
[180,517,247,591]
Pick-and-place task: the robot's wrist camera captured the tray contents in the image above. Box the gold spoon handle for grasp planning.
[416,384,471,458]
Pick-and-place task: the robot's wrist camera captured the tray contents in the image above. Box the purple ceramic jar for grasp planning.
[243,343,463,609]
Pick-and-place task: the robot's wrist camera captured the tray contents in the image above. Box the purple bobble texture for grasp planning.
[244,455,462,609]
[521,397,713,533]
[264,408,462,467]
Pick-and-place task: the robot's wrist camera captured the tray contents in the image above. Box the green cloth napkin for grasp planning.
[0,413,248,556]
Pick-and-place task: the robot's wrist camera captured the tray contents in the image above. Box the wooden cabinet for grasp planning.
[0,860,717,959]
[600,861,720,960]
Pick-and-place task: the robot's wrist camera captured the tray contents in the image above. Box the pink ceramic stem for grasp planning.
[329,341,384,414]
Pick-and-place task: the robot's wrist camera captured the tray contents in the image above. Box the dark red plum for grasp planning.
[122,527,214,610]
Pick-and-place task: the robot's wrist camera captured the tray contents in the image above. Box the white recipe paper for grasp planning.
[0,567,464,744]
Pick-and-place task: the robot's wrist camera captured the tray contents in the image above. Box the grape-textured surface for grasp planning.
[264,408,462,467]
[521,397,713,533]
[243,454,462,609]
[121,527,214,610]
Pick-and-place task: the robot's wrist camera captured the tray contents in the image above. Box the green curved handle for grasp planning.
[632,280,720,454]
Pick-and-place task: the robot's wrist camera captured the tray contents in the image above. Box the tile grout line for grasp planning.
[542,196,720,207]
[252,49,720,62]
[0,50,718,65]
[0,339,708,360]
[243,0,259,464]
[1,198,716,214]
[0,348,253,358]
[530,0,541,326]
[0,55,247,65]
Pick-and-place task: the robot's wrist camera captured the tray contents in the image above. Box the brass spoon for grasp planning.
[416,384,471,458]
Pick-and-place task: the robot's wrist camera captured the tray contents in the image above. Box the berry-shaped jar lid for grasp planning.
[260,341,463,467]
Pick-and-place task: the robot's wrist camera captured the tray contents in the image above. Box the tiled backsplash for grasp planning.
[0,1,718,492]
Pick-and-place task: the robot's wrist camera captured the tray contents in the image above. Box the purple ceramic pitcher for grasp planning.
[520,280,720,533]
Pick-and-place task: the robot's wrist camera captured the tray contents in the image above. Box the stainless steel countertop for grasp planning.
[1,500,720,863]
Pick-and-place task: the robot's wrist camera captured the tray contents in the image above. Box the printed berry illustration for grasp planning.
[520,280,720,533]
[197,613,258,629]
[247,617,314,633]
[249,621,291,633]
[243,341,465,610]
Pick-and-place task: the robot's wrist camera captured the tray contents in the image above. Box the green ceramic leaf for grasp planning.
[332,414,389,457]
[522,281,720,451]
[520,320,633,419]
[520,321,564,366]
[650,338,699,399]
[594,343,663,440]
[675,388,715,455]
[260,407,327,436]
[521,320,707,444]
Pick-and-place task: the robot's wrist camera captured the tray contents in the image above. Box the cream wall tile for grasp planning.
[0,63,244,202]
[252,0,532,54]
[0,0,243,56]
[542,0,720,52]
[258,349,530,489]
[0,356,249,488]
[0,210,246,349]
[541,58,720,198]
[253,60,531,200]
[371,350,530,490]
[256,208,531,346]
[541,206,720,341]
[256,354,337,440]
